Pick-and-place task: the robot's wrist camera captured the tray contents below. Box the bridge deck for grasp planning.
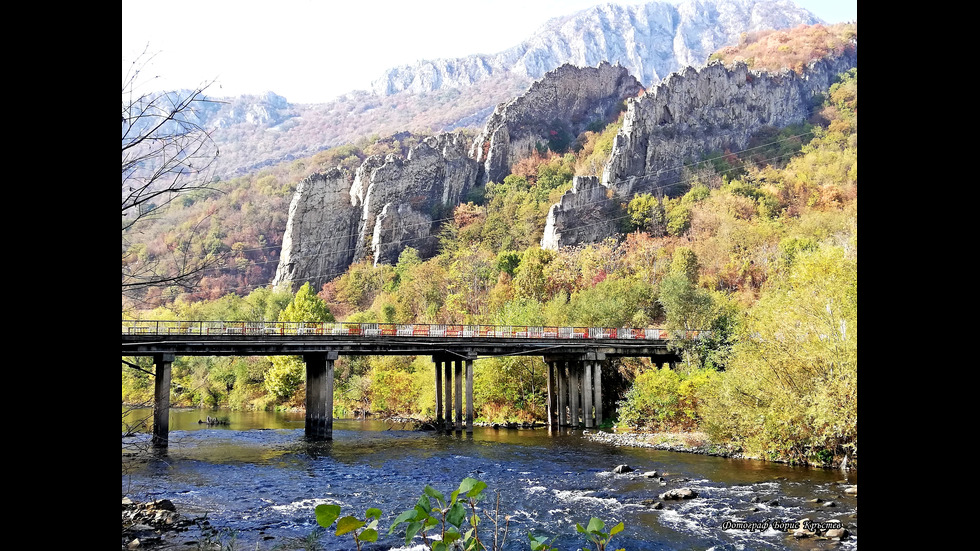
[122,320,703,358]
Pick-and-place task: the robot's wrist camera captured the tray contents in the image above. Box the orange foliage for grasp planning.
[712,23,857,75]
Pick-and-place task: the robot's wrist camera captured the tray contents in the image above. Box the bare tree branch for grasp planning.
[122,46,227,302]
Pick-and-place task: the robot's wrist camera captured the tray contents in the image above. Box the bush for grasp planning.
[616,366,717,431]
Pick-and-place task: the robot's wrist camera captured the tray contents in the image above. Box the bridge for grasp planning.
[122,320,704,447]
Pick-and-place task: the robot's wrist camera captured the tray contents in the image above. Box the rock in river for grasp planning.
[659,488,698,500]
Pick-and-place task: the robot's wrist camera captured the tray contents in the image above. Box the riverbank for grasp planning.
[583,429,857,471]
[583,429,743,457]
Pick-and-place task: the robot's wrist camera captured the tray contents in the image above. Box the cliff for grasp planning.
[471,61,644,186]
[542,47,857,249]
[275,63,645,290]
[273,132,479,291]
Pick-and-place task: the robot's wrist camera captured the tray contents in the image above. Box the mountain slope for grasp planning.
[371,0,821,95]
[202,0,821,179]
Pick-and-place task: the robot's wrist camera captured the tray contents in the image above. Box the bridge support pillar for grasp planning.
[546,361,556,427]
[594,361,603,427]
[152,353,174,448]
[444,357,453,429]
[465,357,474,433]
[583,361,593,428]
[434,359,443,427]
[454,359,463,431]
[570,363,580,428]
[558,361,567,426]
[304,351,337,440]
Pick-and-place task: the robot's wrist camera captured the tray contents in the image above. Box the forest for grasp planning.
[123,24,857,468]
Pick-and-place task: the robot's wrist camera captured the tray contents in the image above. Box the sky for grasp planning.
[122,0,857,104]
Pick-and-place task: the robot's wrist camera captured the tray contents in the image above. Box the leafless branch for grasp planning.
[122,46,227,301]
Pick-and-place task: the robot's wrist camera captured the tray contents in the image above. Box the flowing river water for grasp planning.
[122,408,857,550]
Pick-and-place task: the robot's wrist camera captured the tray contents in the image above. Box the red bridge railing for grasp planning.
[122,320,709,340]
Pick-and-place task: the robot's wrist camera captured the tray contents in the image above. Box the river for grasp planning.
[122,408,857,550]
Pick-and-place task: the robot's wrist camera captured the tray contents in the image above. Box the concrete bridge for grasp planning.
[122,320,702,447]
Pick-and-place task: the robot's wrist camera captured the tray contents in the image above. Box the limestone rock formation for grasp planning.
[274,132,479,291]
[541,176,622,250]
[354,132,479,267]
[272,168,360,290]
[276,62,651,290]
[371,0,821,96]
[471,62,644,186]
[542,48,857,249]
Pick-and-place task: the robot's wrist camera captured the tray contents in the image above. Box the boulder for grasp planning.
[659,488,698,500]
[612,464,634,474]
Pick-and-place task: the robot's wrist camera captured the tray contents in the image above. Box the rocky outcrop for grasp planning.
[371,0,821,96]
[274,132,479,290]
[471,62,643,186]
[354,132,479,266]
[276,62,653,289]
[540,176,623,250]
[541,48,857,249]
[272,168,360,290]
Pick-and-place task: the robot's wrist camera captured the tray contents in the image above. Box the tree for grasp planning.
[701,245,856,465]
[265,283,335,402]
[122,47,222,301]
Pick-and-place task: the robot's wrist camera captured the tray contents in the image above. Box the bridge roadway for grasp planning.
[123,321,693,447]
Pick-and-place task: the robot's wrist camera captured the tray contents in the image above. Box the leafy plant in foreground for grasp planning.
[315,503,381,551]
[389,477,510,550]
[576,517,625,551]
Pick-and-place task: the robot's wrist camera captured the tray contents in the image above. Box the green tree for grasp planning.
[265,283,334,402]
[513,248,555,302]
[626,193,664,234]
[702,245,856,465]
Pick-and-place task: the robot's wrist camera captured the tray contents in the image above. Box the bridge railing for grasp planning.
[122,320,710,340]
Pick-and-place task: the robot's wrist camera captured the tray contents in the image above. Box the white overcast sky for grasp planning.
[122,0,857,104]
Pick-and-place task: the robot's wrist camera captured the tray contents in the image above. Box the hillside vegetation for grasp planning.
[123,24,857,467]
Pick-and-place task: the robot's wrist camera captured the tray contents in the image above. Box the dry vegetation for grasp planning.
[709,23,856,74]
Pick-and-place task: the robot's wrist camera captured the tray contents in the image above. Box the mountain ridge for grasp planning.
[187,0,821,179]
[370,0,820,96]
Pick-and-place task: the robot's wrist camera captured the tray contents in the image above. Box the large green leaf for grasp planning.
[446,501,466,527]
[388,509,418,534]
[610,522,624,536]
[586,517,605,533]
[314,504,341,529]
[416,494,432,513]
[365,507,382,521]
[359,528,378,542]
[335,515,365,536]
[443,528,462,546]
[458,478,487,499]
[424,484,445,502]
[405,521,422,545]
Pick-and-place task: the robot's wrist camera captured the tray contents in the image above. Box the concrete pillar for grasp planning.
[594,362,603,426]
[454,359,463,431]
[558,361,568,426]
[434,359,443,426]
[152,353,174,448]
[304,351,337,440]
[570,363,580,428]
[465,357,474,433]
[546,361,555,427]
[584,361,594,428]
[444,358,453,428]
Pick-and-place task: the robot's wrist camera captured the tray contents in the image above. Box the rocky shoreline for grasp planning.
[583,429,857,471]
[583,429,743,458]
